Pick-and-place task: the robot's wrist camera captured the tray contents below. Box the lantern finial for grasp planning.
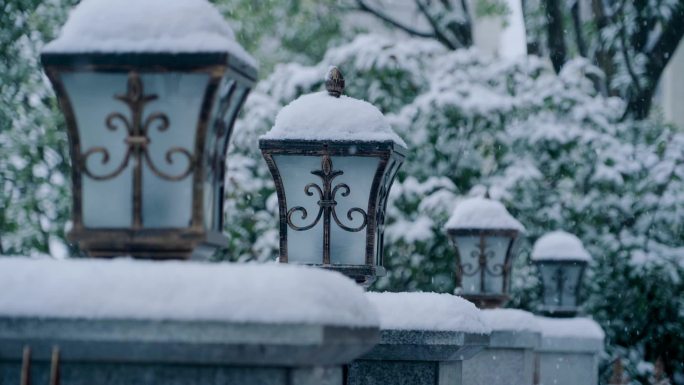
[326,66,345,98]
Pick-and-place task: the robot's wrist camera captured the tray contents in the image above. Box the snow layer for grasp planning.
[481,309,540,332]
[445,197,525,232]
[535,316,605,340]
[366,292,490,334]
[262,91,407,146]
[0,258,377,327]
[43,0,256,67]
[531,230,591,261]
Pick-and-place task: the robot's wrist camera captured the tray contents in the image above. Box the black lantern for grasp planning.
[41,0,257,259]
[445,196,525,308]
[532,231,590,317]
[259,67,406,286]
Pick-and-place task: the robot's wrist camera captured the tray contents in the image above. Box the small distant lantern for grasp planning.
[259,67,406,286]
[41,0,257,258]
[445,195,525,308]
[531,231,591,317]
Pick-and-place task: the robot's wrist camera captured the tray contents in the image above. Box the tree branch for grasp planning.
[354,0,437,39]
[414,0,459,49]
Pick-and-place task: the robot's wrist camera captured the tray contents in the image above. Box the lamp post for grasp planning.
[259,67,406,286]
[41,0,257,259]
[445,195,525,308]
[532,230,591,317]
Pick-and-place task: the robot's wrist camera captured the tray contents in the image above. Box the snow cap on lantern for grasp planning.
[532,231,591,317]
[260,66,406,286]
[41,0,257,259]
[445,194,525,309]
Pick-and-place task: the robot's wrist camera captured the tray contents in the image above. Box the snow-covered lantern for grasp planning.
[445,196,525,308]
[41,0,257,258]
[259,67,406,286]
[532,231,591,317]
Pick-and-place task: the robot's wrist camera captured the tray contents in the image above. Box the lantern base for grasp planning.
[460,294,510,309]
[68,228,228,260]
[313,264,385,288]
[538,305,579,318]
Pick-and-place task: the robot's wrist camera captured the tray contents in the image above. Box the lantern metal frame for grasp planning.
[447,228,521,308]
[534,259,588,317]
[42,52,256,259]
[260,139,405,286]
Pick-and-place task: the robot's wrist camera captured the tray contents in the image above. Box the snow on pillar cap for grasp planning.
[444,196,525,232]
[531,230,591,262]
[261,67,407,147]
[42,0,256,67]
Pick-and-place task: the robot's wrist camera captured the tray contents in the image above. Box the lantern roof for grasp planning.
[0,258,378,328]
[531,230,591,262]
[262,67,407,147]
[445,196,525,232]
[42,0,255,67]
[366,292,490,334]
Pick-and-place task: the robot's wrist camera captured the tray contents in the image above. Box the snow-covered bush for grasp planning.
[223,34,684,383]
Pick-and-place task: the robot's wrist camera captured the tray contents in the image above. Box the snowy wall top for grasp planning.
[42,0,255,67]
[0,258,378,328]
[531,230,591,262]
[445,197,525,232]
[366,292,490,334]
[535,316,605,340]
[481,309,541,333]
[261,67,406,146]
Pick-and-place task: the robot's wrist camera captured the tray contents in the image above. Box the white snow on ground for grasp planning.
[262,91,407,146]
[535,316,605,339]
[366,292,490,334]
[445,197,526,232]
[43,0,256,67]
[0,258,378,327]
[531,230,591,261]
[481,308,540,332]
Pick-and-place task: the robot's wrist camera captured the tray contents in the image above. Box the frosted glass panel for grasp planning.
[274,155,323,264]
[142,73,208,228]
[541,264,583,307]
[329,156,378,265]
[274,154,379,265]
[455,236,481,293]
[62,72,207,229]
[63,72,132,227]
[455,235,512,294]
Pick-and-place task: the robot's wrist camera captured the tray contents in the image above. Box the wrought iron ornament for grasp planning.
[552,266,569,306]
[286,153,368,264]
[460,236,506,292]
[82,72,194,227]
[325,66,345,97]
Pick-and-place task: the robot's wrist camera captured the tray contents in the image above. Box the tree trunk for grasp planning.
[543,0,567,73]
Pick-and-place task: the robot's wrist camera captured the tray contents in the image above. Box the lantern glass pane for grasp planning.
[62,72,209,229]
[328,156,378,265]
[63,72,132,227]
[540,263,583,307]
[273,154,379,265]
[141,73,208,228]
[455,235,512,294]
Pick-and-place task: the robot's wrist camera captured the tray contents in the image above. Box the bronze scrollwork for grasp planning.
[82,72,194,181]
[286,154,368,263]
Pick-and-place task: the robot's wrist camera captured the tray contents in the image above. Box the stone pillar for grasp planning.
[535,317,604,385]
[462,309,541,385]
[347,292,491,385]
[0,258,380,385]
